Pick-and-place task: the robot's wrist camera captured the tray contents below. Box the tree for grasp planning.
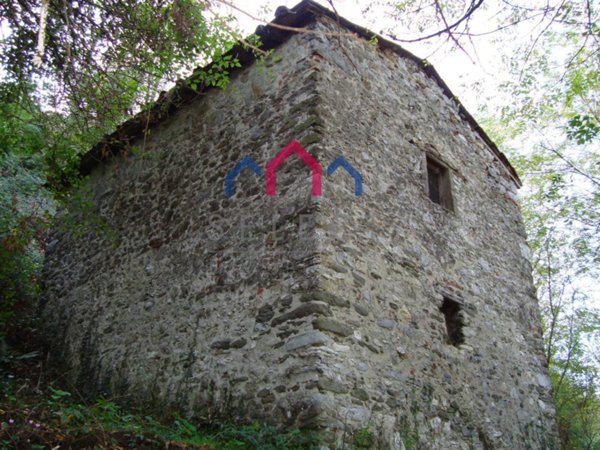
[0,0,248,177]
[0,83,54,353]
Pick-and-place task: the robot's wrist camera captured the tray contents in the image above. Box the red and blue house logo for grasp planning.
[225,140,363,197]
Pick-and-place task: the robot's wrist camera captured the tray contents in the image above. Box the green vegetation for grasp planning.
[352,425,376,449]
[1,385,313,449]
[1,299,314,447]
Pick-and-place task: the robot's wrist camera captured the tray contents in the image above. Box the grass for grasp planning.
[0,372,315,449]
[0,303,316,449]
[0,297,382,449]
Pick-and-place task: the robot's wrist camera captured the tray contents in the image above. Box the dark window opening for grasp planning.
[427,164,441,204]
[426,156,453,210]
[439,297,464,346]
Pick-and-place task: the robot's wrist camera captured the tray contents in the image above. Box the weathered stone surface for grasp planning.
[230,337,247,349]
[317,378,349,394]
[40,4,558,450]
[537,373,552,389]
[256,304,275,323]
[271,301,331,326]
[210,339,231,350]
[285,331,331,351]
[353,304,369,316]
[312,318,353,337]
[377,318,396,329]
[300,290,349,308]
[351,388,369,401]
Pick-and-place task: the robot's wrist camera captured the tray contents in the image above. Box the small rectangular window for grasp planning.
[439,297,464,346]
[426,156,453,210]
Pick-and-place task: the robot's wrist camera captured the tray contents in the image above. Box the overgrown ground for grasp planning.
[1,365,317,450]
[0,303,321,450]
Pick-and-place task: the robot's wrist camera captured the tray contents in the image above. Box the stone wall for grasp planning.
[303,17,558,449]
[42,14,558,450]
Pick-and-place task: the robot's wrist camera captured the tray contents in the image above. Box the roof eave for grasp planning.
[79,0,521,188]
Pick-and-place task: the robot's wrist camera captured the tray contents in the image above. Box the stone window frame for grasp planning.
[422,152,454,211]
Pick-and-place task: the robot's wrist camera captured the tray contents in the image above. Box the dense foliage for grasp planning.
[1,0,238,128]
[1,380,316,449]
[0,84,53,345]
[0,0,244,335]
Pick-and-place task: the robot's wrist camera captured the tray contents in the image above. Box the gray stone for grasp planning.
[279,295,293,308]
[537,373,552,389]
[256,304,274,323]
[354,304,369,316]
[377,318,396,329]
[517,409,531,424]
[356,362,370,372]
[317,379,349,394]
[312,318,353,337]
[271,301,332,326]
[285,331,331,351]
[352,272,366,286]
[328,262,348,273]
[351,388,369,401]
[357,338,382,354]
[210,339,231,350]
[230,337,247,349]
[301,290,349,308]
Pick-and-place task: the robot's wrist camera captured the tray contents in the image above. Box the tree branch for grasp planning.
[384,0,485,43]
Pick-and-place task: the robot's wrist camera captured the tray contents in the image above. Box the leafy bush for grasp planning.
[0,85,55,353]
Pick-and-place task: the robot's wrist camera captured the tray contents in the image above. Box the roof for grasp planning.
[80,0,521,186]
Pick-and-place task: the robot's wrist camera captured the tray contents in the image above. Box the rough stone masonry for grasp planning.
[41,1,559,448]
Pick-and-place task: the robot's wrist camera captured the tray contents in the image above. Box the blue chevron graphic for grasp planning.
[327,156,363,196]
[225,156,262,197]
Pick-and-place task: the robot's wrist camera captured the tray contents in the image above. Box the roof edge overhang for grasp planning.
[79,0,521,187]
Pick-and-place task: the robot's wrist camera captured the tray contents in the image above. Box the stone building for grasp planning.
[41,1,559,448]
